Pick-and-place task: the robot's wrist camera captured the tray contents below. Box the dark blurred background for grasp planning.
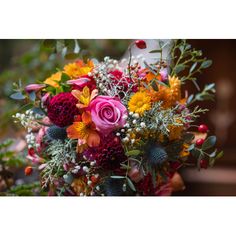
[0,39,235,195]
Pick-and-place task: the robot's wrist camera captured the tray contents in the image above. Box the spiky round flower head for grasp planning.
[46,125,67,140]
[84,134,127,170]
[47,92,79,127]
[128,91,151,115]
[103,178,125,196]
[103,178,135,196]
[145,142,168,166]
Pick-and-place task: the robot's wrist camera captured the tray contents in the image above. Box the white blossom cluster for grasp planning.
[12,109,44,149]
[90,56,139,103]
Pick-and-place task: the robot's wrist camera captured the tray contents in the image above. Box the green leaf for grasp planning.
[191,148,201,158]
[149,49,162,53]
[202,136,216,151]
[110,176,125,179]
[127,178,136,192]
[60,73,71,83]
[150,80,159,91]
[190,62,197,73]
[216,150,224,159]
[204,83,215,91]
[125,150,141,156]
[29,91,36,101]
[200,60,212,69]
[187,144,195,151]
[155,79,169,88]
[174,64,186,74]
[10,92,25,100]
[187,94,194,104]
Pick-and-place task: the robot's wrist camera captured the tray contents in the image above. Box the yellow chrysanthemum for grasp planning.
[128,92,151,115]
[163,75,181,107]
[64,60,94,78]
[44,72,62,88]
[147,76,181,109]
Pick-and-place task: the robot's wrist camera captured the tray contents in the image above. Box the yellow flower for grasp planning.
[71,86,98,109]
[64,60,94,79]
[44,72,62,88]
[180,143,190,158]
[128,92,151,115]
[147,75,181,109]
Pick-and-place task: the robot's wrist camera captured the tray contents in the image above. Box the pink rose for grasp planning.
[88,96,127,135]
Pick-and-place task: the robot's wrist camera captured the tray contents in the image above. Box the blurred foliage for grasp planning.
[0,139,26,192]
[0,39,130,137]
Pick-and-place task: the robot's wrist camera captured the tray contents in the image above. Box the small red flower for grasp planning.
[25,166,33,176]
[198,124,209,133]
[196,138,205,146]
[135,40,147,49]
[200,159,208,169]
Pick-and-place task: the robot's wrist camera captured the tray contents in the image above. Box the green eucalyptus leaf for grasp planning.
[174,64,186,74]
[10,92,25,100]
[127,178,136,192]
[187,144,195,151]
[190,62,197,73]
[191,148,201,158]
[155,79,169,88]
[200,60,212,69]
[110,176,125,179]
[29,91,36,101]
[149,49,162,53]
[202,136,216,151]
[125,150,141,156]
[187,94,194,104]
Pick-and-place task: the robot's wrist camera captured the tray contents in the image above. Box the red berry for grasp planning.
[24,166,33,176]
[200,159,208,169]
[196,138,205,146]
[135,40,147,49]
[198,124,209,133]
[91,175,99,184]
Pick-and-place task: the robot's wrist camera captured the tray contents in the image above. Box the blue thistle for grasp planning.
[145,143,168,166]
[47,125,67,140]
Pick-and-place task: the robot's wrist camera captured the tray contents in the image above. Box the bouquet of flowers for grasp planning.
[12,39,223,196]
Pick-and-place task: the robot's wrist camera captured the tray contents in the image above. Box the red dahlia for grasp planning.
[47,92,79,127]
[84,134,127,170]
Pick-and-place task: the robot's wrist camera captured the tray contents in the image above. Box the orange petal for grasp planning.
[67,125,79,139]
[82,111,92,125]
[87,131,100,147]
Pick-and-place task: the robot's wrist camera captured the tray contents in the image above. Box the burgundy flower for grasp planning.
[84,134,127,170]
[47,92,80,127]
